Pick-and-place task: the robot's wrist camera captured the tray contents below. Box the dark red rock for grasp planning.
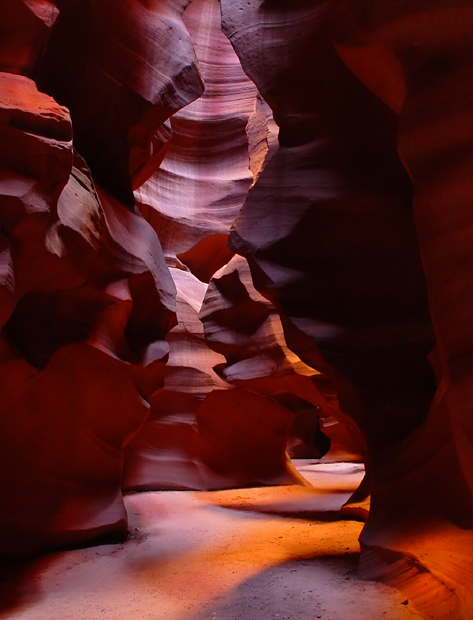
[3,1,473,614]
[330,2,473,616]
[0,344,149,558]
[0,63,177,556]
[194,388,307,489]
[38,0,204,203]
[200,255,364,462]
[0,0,59,77]
[177,233,235,284]
[221,0,473,616]
[135,0,269,257]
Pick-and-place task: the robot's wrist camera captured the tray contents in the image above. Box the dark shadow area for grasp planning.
[0,558,48,617]
[205,503,367,523]
[0,532,126,618]
[180,553,360,620]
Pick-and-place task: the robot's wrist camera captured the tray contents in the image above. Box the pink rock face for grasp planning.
[0,67,176,556]
[124,0,330,493]
[221,0,473,617]
[3,1,473,616]
[38,0,204,203]
[135,0,274,258]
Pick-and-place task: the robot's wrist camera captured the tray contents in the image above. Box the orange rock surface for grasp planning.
[1,1,473,617]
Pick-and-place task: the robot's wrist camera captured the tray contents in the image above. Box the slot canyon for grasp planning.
[0,0,472,618]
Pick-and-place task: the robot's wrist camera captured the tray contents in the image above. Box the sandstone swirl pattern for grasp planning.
[1,1,473,617]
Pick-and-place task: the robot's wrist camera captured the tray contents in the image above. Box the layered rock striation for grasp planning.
[221,0,473,617]
[0,0,191,557]
[0,0,340,557]
[123,0,341,493]
[2,1,473,618]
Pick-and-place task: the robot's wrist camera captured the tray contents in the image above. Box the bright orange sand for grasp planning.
[0,462,423,620]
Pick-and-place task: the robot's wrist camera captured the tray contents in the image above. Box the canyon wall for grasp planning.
[1,0,473,618]
[0,0,342,556]
[221,1,473,618]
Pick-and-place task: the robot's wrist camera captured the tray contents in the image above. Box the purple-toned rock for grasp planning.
[38,0,204,203]
[135,0,274,259]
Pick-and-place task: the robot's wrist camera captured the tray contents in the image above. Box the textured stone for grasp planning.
[330,2,473,617]
[3,1,473,615]
[123,0,319,493]
[0,344,149,558]
[221,0,473,617]
[0,0,59,76]
[0,61,177,555]
[123,264,319,491]
[135,0,273,258]
[38,0,204,203]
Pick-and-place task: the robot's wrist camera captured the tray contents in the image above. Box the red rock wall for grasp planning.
[122,0,345,493]
[0,0,339,557]
[221,0,473,617]
[3,1,473,617]
[0,0,191,557]
[330,3,473,617]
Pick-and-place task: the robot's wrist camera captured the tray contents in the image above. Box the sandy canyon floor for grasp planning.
[0,461,424,620]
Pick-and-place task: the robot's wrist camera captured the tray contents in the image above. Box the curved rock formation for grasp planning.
[1,0,59,77]
[200,255,364,462]
[3,1,473,616]
[122,258,335,491]
[135,0,276,259]
[124,0,330,492]
[222,0,436,449]
[1,0,341,522]
[0,2,188,557]
[38,0,204,203]
[330,2,473,617]
[221,0,473,617]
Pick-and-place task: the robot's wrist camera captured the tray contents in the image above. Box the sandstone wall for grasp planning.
[1,1,473,617]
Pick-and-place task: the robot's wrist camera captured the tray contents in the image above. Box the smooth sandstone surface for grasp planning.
[1,0,473,618]
[0,61,175,556]
[221,1,473,617]
[124,0,342,494]
[0,463,424,620]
